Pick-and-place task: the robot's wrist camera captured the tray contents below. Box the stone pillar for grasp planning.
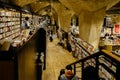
[56,4,74,32]
[78,8,106,49]
[58,11,73,32]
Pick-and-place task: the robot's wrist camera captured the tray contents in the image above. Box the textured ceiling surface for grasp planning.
[1,0,120,15]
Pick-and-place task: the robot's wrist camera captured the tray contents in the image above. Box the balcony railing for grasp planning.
[67,49,120,80]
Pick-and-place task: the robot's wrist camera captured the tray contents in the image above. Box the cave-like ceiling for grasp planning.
[106,1,120,14]
[1,0,120,15]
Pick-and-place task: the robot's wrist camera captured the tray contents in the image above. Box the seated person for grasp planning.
[57,39,63,46]
[60,65,78,80]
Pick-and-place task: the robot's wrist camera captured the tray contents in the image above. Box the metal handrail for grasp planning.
[68,52,100,66]
[67,49,120,80]
[101,50,120,63]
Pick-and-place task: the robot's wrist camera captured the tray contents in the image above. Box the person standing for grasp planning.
[21,16,30,38]
[49,33,53,42]
[36,28,46,70]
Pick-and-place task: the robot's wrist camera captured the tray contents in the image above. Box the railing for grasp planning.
[67,49,120,80]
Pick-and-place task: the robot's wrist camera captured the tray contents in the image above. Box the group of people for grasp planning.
[58,65,100,80]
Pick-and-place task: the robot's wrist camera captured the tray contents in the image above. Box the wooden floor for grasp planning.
[18,36,77,80]
[42,38,77,80]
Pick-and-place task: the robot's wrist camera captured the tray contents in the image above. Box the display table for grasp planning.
[104,39,120,56]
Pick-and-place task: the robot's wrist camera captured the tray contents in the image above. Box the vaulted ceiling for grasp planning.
[1,0,120,15]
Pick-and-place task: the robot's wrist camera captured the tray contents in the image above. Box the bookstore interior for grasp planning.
[0,1,119,56]
[99,15,120,56]
[0,1,119,80]
[67,14,120,60]
[0,5,50,51]
[66,14,120,80]
[63,14,120,80]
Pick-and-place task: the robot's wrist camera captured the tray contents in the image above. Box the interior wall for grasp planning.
[78,10,93,41]
[57,5,74,32]
[51,8,58,27]
[78,7,106,49]
[59,12,72,32]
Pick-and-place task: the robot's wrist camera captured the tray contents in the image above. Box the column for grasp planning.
[78,8,106,49]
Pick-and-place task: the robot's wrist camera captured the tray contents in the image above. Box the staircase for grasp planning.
[66,49,120,80]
